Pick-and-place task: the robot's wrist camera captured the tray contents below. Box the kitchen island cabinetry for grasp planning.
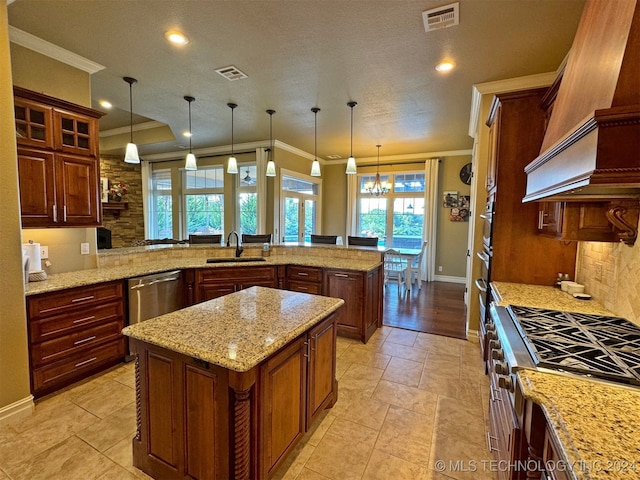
[26,280,126,398]
[286,265,323,294]
[14,87,102,228]
[123,287,343,480]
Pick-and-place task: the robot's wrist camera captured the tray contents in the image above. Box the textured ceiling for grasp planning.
[8,0,586,162]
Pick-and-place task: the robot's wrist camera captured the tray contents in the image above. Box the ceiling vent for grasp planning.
[422,2,459,32]
[215,65,248,81]
[327,154,342,159]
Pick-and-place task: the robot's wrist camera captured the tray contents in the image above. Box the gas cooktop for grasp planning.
[507,305,640,386]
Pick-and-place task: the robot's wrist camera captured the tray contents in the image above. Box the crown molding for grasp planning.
[336,149,472,166]
[9,26,105,74]
[468,71,557,139]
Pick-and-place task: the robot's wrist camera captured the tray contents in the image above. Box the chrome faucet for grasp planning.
[226,231,244,258]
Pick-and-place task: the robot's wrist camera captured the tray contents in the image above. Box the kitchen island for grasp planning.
[122,286,344,480]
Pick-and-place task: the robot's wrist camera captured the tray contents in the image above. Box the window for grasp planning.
[237,164,257,235]
[281,173,320,243]
[183,166,224,236]
[357,172,425,248]
[149,169,173,239]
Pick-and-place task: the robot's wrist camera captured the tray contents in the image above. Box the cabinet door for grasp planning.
[56,153,101,226]
[199,283,236,302]
[14,98,54,149]
[260,336,307,478]
[17,148,57,227]
[307,316,336,426]
[54,108,98,156]
[325,270,363,340]
[537,202,564,237]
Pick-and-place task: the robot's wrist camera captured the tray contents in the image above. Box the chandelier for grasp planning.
[365,144,389,196]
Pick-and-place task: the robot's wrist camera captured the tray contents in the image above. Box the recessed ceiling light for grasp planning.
[99,100,112,109]
[183,130,192,138]
[436,61,455,72]
[165,30,189,45]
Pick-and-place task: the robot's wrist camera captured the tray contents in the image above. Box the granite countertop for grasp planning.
[122,286,344,372]
[24,253,381,296]
[518,370,640,480]
[492,282,640,479]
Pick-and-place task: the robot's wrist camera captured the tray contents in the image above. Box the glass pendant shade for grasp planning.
[123,77,140,164]
[310,159,321,177]
[345,156,357,174]
[346,101,357,174]
[124,142,140,164]
[266,160,276,177]
[185,153,197,171]
[227,155,238,174]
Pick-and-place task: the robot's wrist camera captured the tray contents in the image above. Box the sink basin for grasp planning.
[206,257,267,263]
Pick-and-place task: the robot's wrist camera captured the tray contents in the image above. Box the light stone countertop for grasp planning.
[518,370,640,480]
[24,253,381,296]
[122,286,344,372]
[492,282,640,480]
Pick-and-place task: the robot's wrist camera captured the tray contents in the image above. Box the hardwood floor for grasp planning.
[382,281,467,339]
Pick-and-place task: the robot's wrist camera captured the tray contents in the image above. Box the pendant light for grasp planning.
[227,103,238,174]
[310,107,321,177]
[366,144,389,196]
[345,101,357,174]
[265,109,276,177]
[123,77,140,164]
[184,96,197,171]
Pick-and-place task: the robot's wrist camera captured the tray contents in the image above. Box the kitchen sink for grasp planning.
[206,257,267,263]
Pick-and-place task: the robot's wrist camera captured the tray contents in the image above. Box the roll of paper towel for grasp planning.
[23,242,42,273]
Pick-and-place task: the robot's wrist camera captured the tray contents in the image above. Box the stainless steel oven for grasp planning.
[476,200,494,364]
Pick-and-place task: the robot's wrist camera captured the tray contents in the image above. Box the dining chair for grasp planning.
[310,234,338,245]
[347,236,378,247]
[383,249,407,289]
[407,241,428,289]
[189,234,222,245]
[242,233,272,244]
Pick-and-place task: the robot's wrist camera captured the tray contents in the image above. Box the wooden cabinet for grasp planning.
[324,267,381,343]
[131,309,338,480]
[27,281,126,397]
[14,87,103,228]
[486,89,577,287]
[194,266,278,303]
[541,426,570,480]
[537,200,640,245]
[286,265,323,294]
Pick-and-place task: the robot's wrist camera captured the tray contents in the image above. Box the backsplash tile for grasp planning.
[577,240,639,323]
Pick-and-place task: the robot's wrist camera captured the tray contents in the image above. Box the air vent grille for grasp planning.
[422,2,459,32]
[215,65,248,81]
[327,154,342,159]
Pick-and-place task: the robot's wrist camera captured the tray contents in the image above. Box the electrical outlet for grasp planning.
[40,246,49,259]
[594,262,603,281]
[438,265,443,272]
[81,243,90,255]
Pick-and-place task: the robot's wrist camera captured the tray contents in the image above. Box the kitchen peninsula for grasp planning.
[122,286,344,480]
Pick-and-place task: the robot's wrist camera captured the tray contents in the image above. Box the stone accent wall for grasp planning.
[99,155,145,248]
[577,236,640,323]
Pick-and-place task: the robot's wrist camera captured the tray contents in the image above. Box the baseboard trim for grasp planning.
[0,395,35,426]
[432,274,466,284]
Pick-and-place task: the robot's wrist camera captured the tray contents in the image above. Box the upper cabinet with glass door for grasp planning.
[14,87,100,157]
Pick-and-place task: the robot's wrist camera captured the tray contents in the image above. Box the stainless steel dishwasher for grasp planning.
[128,270,183,325]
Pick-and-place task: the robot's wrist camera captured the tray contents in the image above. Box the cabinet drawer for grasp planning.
[31,319,124,367]
[288,281,322,295]
[32,338,126,396]
[197,266,276,283]
[29,301,123,342]
[287,266,323,283]
[28,281,123,317]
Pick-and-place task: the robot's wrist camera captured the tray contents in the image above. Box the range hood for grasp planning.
[523,0,640,202]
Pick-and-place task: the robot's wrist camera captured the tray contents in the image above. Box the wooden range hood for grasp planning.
[524,0,640,202]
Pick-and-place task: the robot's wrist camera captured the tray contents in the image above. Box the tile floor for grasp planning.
[0,327,496,480]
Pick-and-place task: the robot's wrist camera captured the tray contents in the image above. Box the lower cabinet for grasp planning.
[194,266,278,303]
[26,280,126,397]
[131,312,338,480]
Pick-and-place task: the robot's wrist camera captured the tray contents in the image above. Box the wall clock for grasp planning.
[459,162,472,185]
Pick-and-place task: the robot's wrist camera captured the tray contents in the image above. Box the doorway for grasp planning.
[281,173,320,243]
